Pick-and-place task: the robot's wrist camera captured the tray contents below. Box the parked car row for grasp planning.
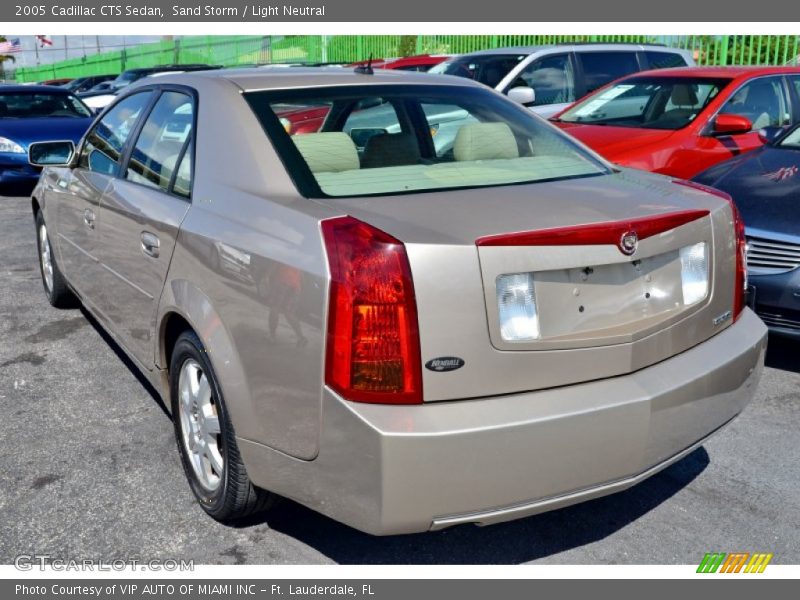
[4,47,799,339]
[4,46,798,535]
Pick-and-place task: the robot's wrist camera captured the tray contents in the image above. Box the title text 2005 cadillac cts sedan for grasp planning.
[29,68,767,535]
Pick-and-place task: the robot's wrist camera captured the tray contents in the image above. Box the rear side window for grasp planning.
[790,76,800,104]
[125,91,194,196]
[645,51,688,70]
[578,51,641,94]
[79,92,152,175]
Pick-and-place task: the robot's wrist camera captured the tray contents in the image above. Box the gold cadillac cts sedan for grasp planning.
[28,68,767,535]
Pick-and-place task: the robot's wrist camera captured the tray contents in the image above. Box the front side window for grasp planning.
[558,77,729,130]
[429,54,526,88]
[246,85,609,198]
[777,124,800,148]
[578,51,641,94]
[79,92,152,175]
[125,91,194,195]
[720,77,791,130]
[512,54,575,106]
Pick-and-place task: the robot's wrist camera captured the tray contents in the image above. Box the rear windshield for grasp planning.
[428,54,526,88]
[245,84,609,198]
[0,92,92,119]
[557,76,730,130]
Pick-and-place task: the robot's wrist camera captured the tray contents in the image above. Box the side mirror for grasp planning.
[713,114,752,136]
[507,86,536,107]
[28,140,75,167]
[757,126,785,145]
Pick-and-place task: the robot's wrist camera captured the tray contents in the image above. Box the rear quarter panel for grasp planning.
[157,76,340,460]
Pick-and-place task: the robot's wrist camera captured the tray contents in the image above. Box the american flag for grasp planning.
[0,38,22,54]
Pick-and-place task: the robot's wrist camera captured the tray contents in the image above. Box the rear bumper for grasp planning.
[239,309,767,535]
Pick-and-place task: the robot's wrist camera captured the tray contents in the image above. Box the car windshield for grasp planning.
[245,84,609,198]
[429,54,526,88]
[111,71,147,90]
[557,77,731,130]
[778,126,800,148]
[0,92,92,119]
[62,78,87,91]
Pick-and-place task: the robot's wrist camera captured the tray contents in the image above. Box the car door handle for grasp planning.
[141,232,160,258]
[83,209,95,229]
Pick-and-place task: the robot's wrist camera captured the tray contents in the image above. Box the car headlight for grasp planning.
[0,137,25,154]
[679,242,709,306]
[497,272,540,341]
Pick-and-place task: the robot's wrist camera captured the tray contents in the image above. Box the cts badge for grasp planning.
[425,357,465,372]
[619,230,638,255]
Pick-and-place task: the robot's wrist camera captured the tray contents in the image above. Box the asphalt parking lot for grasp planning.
[0,194,798,565]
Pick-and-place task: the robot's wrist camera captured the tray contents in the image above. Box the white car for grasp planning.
[430,43,694,118]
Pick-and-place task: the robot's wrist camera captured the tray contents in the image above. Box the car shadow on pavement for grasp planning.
[765,333,800,374]
[79,306,171,417]
[242,446,710,564]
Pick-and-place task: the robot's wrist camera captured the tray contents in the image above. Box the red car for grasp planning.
[551,66,800,179]
[347,54,451,72]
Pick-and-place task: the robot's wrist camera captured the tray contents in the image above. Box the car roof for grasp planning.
[623,65,800,79]
[141,66,488,92]
[454,43,686,57]
[0,84,73,94]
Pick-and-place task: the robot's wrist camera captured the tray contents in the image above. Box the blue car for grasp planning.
[694,125,800,339]
[0,85,94,193]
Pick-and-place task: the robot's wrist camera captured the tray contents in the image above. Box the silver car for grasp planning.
[29,68,766,535]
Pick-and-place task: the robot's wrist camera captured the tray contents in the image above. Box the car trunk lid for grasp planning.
[314,170,738,401]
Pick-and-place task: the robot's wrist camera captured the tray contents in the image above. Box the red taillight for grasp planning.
[321,216,422,404]
[673,179,747,320]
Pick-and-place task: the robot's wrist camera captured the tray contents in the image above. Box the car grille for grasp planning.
[746,236,800,274]
[758,312,800,331]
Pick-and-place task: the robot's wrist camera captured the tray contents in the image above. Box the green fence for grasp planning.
[11,34,800,83]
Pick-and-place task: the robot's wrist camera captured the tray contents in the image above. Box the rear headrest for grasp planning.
[361,132,421,169]
[292,132,359,173]
[670,84,698,106]
[453,122,519,162]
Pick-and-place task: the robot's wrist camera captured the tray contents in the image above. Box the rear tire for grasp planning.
[35,210,77,308]
[170,330,275,521]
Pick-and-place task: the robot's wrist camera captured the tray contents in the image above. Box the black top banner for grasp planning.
[3,0,800,22]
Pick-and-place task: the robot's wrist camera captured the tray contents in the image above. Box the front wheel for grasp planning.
[170,330,275,521]
[35,210,76,308]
